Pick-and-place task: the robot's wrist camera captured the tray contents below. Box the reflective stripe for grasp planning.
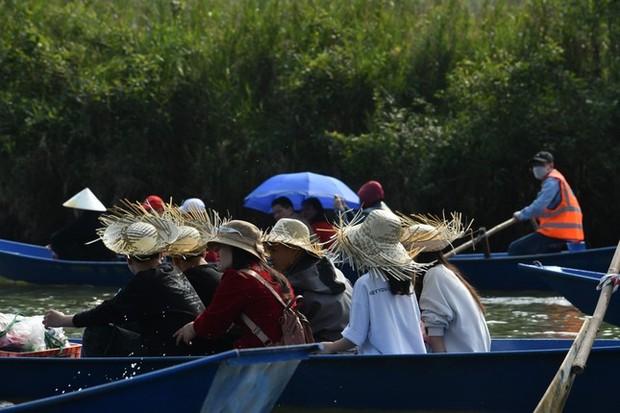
[540,205,582,218]
[539,222,584,230]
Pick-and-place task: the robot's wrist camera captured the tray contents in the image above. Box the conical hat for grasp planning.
[63,188,107,212]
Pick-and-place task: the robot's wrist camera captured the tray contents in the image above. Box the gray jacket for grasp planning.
[287,255,353,341]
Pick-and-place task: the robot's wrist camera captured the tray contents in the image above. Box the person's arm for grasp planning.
[43,310,75,328]
[317,337,355,354]
[515,177,559,221]
[174,321,197,345]
[427,335,447,353]
[192,270,251,340]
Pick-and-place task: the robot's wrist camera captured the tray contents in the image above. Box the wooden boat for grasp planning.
[449,245,616,291]
[0,238,131,286]
[519,263,620,327]
[0,344,319,413]
[1,339,619,412]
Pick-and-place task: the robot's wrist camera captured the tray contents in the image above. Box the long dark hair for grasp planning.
[375,269,413,295]
[302,197,326,224]
[231,247,292,300]
[414,250,485,313]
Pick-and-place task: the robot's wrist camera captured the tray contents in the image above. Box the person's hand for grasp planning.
[315,341,335,354]
[333,196,346,211]
[597,274,620,293]
[43,310,72,328]
[513,211,522,220]
[173,322,197,345]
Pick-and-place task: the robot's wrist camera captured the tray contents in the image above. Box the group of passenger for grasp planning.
[43,150,580,357]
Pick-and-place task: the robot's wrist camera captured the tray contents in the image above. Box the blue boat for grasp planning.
[0,238,132,286]
[449,245,616,291]
[519,263,620,327]
[0,344,319,413]
[1,339,619,412]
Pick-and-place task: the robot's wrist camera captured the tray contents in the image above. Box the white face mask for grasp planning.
[532,165,549,180]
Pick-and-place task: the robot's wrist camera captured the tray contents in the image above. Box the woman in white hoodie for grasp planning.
[404,213,491,353]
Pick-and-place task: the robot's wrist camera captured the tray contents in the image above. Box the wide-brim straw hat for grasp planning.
[400,212,471,253]
[207,220,266,261]
[165,206,223,257]
[330,209,423,281]
[63,188,107,212]
[97,200,179,257]
[263,218,323,258]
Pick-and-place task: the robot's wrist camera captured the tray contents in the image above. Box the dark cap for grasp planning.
[531,151,554,164]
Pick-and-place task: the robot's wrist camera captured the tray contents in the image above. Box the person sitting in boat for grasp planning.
[263,218,352,342]
[164,208,236,354]
[317,209,427,355]
[48,187,117,262]
[403,213,491,353]
[178,197,218,262]
[301,197,337,247]
[43,201,213,357]
[173,220,295,349]
[508,151,585,255]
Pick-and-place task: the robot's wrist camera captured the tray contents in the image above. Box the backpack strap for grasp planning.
[240,313,272,347]
[239,268,288,308]
[239,268,287,346]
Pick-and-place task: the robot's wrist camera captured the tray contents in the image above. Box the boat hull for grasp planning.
[519,263,620,326]
[1,340,619,412]
[450,246,616,291]
[0,345,317,413]
[0,239,132,286]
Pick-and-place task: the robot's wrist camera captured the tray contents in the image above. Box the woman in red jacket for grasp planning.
[174,220,292,349]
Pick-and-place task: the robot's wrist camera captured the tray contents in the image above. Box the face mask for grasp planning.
[532,165,549,180]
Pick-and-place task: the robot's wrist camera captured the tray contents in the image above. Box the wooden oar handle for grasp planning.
[572,240,620,372]
[535,240,620,412]
[446,217,518,257]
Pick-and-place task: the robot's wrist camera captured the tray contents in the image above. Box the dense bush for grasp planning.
[0,0,618,249]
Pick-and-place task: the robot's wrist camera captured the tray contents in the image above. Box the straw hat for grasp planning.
[263,218,323,258]
[400,212,471,253]
[207,220,266,261]
[97,200,179,257]
[165,206,222,257]
[330,209,422,280]
[63,188,107,212]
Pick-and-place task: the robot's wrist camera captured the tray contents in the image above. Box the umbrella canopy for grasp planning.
[244,172,360,213]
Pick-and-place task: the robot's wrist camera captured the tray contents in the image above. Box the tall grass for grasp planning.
[0,0,618,247]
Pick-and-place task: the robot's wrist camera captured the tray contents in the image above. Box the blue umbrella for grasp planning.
[244,172,360,213]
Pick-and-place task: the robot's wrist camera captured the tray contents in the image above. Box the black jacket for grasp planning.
[73,263,209,356]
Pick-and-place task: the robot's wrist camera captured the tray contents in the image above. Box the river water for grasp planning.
[2,280,620,412]
[2,281,620,339]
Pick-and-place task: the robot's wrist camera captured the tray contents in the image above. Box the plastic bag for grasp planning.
[0,313,67,352]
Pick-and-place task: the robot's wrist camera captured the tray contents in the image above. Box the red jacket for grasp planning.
[193,264,290,349]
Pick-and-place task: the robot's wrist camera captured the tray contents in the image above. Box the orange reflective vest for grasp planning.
[537,170,584,242]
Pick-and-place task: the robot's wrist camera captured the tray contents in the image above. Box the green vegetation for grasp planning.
[1,0,618,248]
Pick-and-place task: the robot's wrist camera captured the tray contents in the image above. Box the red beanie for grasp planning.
[142,195,165,212]
[357,181,384,207]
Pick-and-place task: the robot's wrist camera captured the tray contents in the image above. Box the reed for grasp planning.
[0,0,618,249]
